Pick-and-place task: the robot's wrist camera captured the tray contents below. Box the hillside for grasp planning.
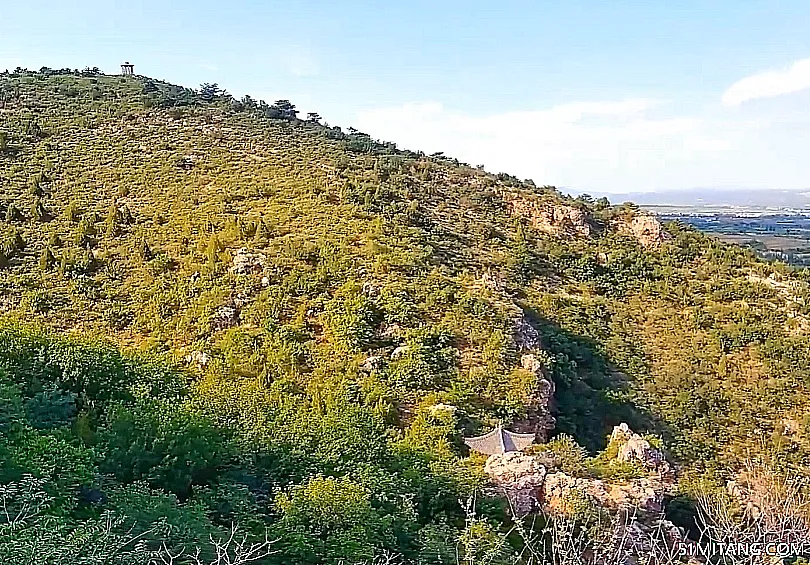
[2,68,810,563]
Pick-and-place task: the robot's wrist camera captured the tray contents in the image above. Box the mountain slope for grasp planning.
[2,68,810,563]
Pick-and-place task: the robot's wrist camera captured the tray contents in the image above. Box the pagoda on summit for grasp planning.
[463,424,535,455]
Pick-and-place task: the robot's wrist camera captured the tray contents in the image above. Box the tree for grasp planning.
[5,203,23,222]
[206,234,221,271]
[39,247,56,271]
[270,100,298,119]
[253,219,270,244]
[139,239,153,262]
[240,95,257,112]
[28,174,45,197]
[64,201,80,223]
[30,197,50,222]
[75,218,97,248]
[105,202,121,237]
[199,83,223,103]
[26,120,43,138]
[306,112,322,124]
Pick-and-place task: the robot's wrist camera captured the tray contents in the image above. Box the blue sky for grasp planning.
[2,0,810,194]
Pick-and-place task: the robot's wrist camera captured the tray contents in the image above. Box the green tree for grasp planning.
[5,203,23,222]
[206,234,221,271]
[30,197,49,222]
[64,201,80,223]
[39,247,56,271]
[105,202,121,237]
[276,476,387,565]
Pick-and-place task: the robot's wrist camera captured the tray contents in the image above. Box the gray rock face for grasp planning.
[212,305,240,330]
[391,345,411,359]
[609,423,670,474]
[542,472,665,515]
[185,350,210,368]
[484,452,547,516]
[360,355,383,372]
[514,315,542,352]
[483,451,669,518]
[506,194,594,238]
[230,247,267,275]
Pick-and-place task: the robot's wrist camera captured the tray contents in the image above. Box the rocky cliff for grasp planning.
[614,212,671,248]
[482,424,676,518]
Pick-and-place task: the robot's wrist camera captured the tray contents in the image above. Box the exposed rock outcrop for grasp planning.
[506,195,594,238]
[508,314,556,440]
[484,451,547,516]
[609,423,671,475]
[211,305,240,330]
[513,315,542,351]
[511,353,556,439]
[230,247,267,275]
[360,355,383,372]
[482,449,671,518]
[185,350,210,368]
[542,472,665,515]
[391,345,411,359]
[614,212,670,248]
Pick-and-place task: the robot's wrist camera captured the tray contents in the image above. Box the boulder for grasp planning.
[513,315,542,351]
[230,247,267,275]
[482,452,667,518]
[609,423,670,474]
[485,452,547,516]
[360,355,383,372]
[212,305,240,330]
[185,350,210,368]
[542,472,664,515]
[391,345,411,359]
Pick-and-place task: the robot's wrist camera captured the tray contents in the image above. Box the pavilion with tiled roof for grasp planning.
[463,424,535,455]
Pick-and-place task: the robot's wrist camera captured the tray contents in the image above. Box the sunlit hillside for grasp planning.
[2,68,810,563]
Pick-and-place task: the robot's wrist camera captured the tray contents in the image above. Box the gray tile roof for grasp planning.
[463,425,535,455]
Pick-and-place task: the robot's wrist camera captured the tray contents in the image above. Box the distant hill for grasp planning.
[3,67,810,563]
[591,187,810,210]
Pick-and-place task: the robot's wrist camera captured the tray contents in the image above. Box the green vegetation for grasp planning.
[2,67,810,562]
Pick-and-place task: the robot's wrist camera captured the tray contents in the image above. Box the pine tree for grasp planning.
[253,219,269,244]
[39,247,56,271]
[28,174,44,197]
[65,201,80,223]
[76,218,97,248]
[139,239,153,262]
[31,197,49,222]
[5,203,22,222]
[206,234,221,271]
[105,202,121,237]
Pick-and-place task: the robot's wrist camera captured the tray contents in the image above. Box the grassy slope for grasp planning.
[2,70,810,476]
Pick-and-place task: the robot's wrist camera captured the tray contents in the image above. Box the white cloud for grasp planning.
[353,99,736,193]
[722,57,810,106]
